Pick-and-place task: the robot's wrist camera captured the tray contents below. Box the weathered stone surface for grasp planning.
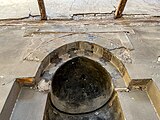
[44,0,116,19]
[0,0,39,19]
[118,90,159,120]
[124,0,160,16]
[10,88,48,120]
[0,19,160,119]
[0,0,160,19]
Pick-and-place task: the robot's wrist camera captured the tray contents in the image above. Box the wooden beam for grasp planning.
[37,0,47,20]
[115,0,128,18]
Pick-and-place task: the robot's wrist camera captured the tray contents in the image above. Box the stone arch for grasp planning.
[35,41,131,87]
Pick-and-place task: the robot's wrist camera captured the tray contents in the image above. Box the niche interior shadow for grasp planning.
[51,56,113,114]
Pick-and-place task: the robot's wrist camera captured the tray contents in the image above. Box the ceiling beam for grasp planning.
[115,0,128,18]
[37,0,47,20]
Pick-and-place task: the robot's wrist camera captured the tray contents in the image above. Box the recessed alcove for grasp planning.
[51,56,113,114]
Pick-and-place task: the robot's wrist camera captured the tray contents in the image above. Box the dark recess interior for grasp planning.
[45,57,123,120]
[51,57,113,113]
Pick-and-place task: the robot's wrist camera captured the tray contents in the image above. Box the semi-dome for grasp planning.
[51,56,113,114]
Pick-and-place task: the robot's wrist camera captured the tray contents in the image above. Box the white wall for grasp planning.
[0,0,39,19]
[0,0,160,20]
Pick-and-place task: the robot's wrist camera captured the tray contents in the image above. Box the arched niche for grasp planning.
[35,41,131,87]
[51,56,113,114]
